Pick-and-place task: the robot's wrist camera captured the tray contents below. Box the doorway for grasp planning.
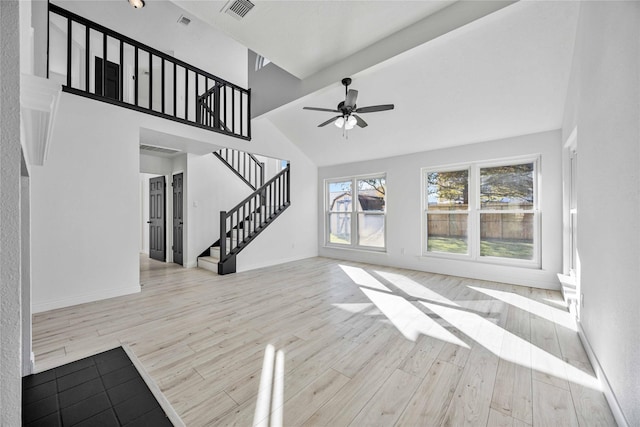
[95,57,120,100]
[148,176,166,261]
[172,173,184,266]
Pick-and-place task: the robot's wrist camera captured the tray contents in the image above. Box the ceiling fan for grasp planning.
[303,77,394,133]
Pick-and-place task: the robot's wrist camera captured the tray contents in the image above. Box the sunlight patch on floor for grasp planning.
[469,286,577,331]
[339,265,391,292]
[374,270,460,307]
[359,287,468,347]
[254,344,285,427]
[422,302,600,390]
[331,302,380,316]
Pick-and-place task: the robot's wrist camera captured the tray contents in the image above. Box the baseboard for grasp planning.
[577,322,630,427]
[237,253,317,273]
[319,248,561,291]
[122,345,185,427]
[32,285,141,313]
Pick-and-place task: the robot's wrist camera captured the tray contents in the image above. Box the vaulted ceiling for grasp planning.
[172,0,457,79]
[264,1,580,166]
[55,1,581,167]
[173,0,580,166]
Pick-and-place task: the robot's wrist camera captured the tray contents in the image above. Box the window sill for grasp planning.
[421,252,541,269]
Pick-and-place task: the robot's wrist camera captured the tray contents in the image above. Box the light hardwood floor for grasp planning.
[32,256,616,426]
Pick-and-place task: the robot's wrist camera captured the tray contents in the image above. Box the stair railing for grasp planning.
[218,163,290,274]
[214,148,265,191]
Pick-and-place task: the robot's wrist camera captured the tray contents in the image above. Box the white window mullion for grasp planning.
[351,177,357,248]
[470,164,479,260]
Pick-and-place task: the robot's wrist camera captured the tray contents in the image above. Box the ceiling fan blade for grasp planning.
[355,104,395,114]
[303,107,340,113]
[353,114,368,128]
[345,89,358,108]
[318,115,342,127]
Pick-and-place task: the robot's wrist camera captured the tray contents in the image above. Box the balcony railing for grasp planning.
[48,4,251,140]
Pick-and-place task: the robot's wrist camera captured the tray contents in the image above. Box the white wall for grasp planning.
[186,152,253,267]
[234,118,319,272]
[31,94,141,312]
[140,153,172,175]
[21,175,33,376]
[1,0,23,423]
[562,2,640,425]
[318,130,563,290]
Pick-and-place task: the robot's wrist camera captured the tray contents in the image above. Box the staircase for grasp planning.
[198,150,290,275]
[197,237,233,274]
[213,148,264,190]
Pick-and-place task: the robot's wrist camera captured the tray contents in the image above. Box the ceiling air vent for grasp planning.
[140,144,181,155]
[222,0,255,20]
[177,15,191,26]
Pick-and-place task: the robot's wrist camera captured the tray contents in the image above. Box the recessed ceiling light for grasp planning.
[128,0,145,9]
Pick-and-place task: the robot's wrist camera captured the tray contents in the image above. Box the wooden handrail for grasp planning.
[218,163,290,273]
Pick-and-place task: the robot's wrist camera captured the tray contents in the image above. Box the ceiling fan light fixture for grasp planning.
[128,0,145,8]
[345,115,357,130]
[334,117,345,128]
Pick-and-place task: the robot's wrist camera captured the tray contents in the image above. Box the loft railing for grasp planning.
[47,4,251,140]
[218,163,290,274]
[214,148,265,191]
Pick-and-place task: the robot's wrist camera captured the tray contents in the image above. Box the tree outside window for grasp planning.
[480,163,535,260]
[424,160,538,264]
[426,169,469,254]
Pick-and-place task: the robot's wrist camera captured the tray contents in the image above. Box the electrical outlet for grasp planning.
[400,248,405,255]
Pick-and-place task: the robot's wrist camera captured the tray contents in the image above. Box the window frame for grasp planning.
[422,156,541,268]
[423,164,472,259]
[325,173,387,252]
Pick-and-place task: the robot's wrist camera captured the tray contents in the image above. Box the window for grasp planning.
[426,169,469,254]
[480,163,535,260]
[326,175,386,250]
[423,158,539,265]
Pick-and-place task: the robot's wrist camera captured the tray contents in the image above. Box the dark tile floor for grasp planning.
[22,347,173,426]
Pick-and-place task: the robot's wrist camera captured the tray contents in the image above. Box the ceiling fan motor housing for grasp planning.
[337,101,355,115]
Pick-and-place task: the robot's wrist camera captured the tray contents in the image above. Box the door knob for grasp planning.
[147,221,151,224]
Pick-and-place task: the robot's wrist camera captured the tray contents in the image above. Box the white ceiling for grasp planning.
[172,0,455,79]
[55,1,580,167]
[264,1,580,166]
